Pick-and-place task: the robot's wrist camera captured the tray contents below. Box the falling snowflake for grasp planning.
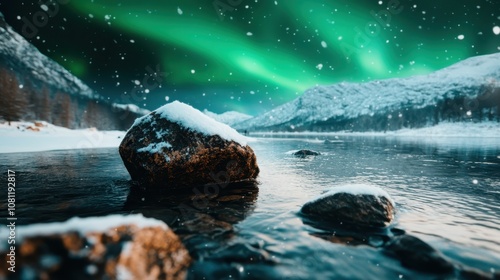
[177,7,183,15]
[316,64,323,70]
[493,26,500,35]
[457,34,464,40]
[321,41,327,48]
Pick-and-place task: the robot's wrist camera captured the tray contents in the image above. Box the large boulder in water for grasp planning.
[0,214,191,279]
[119,101,259,190]
[301,184,395,227]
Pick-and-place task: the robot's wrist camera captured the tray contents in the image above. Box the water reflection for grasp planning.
[124,181,259,261]
[1,136,499,279]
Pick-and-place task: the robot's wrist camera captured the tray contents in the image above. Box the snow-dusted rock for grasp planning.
[119,101,259,190]
[301,184,395,227]
[0,214,191,279]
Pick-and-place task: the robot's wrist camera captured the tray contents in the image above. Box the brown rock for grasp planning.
[26,126,40,132]
[301,185,395,227]
[0,215,191,279]
[119,101,259,190]
[34,121,46,127]
[119,226,191,279]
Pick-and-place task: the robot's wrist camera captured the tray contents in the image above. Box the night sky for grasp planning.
[1,0,499,115]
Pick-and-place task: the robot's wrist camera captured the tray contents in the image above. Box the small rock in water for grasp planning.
[293,149,321,157]
[384,235,454,274]
[300,184,395,227]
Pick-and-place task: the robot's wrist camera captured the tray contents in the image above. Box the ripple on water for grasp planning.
[1,138,499,278]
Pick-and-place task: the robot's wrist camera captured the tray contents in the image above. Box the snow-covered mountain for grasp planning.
[0,11,96,98]
[0,11,146,130]
[203,109,253,127]
[113,103,151,116]
[235,53,500,132]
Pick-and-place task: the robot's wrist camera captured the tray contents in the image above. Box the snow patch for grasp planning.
[0,214,166,251]
[116,265,134,280]
[137,101,248,145]
[137,142,172,153]
[0,121,125,154]
[314,184,395,206]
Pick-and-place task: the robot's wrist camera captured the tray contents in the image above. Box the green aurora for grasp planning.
[4,0,498,114]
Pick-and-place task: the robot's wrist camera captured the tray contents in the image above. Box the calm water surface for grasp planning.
[1,135,499,279]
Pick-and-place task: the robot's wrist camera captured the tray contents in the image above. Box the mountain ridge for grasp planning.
[235,53,500,132]
[0,11,144,130]
[0,11,96,99]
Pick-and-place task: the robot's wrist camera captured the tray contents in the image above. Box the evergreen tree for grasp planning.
[0,68,28,125]
[59,94,72,128]
[39,87,52,122]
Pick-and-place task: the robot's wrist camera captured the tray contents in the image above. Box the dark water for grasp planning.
[1,136,500,279]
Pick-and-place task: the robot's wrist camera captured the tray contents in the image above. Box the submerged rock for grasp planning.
[119,101,259,190]
[0,214,191,279]
[384,235,454,274]
[293,149,320,157]
[301,184,395,227]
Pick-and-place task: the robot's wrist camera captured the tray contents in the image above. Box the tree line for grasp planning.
[0,67,140,130]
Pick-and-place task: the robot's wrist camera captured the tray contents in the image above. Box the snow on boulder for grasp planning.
[0,214,191,279]
[301,184,395,227]
[119,101,259,190]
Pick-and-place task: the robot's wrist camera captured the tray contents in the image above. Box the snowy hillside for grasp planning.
[203,109,253,127]
[0,12,148,130]
[113,103,151,116]
[0,12,96,98]
[235,53,500,131]
[0,121,124,153]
